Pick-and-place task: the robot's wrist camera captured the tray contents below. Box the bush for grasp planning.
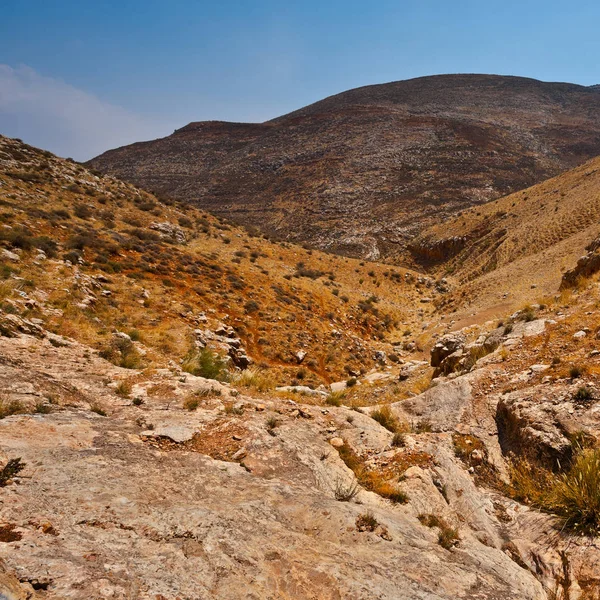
[547,449,600,536]
[356,512,378,531]
[0,397,25,419]
[182,348,230,382]
[74,204,92,219]
[99,336,143,370]
[371,404,399,433]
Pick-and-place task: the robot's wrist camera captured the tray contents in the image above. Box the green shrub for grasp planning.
[182,348,230,382]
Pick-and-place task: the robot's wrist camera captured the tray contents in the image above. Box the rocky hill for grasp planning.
[89,74,600,261]
[5,136,600,598]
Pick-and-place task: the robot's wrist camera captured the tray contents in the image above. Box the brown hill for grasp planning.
[88,74,600,261]
[412,154,600,321]
[0,134,434,389]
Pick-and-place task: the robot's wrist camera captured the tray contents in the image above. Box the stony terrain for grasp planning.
[4,136,600,598]
[88,74,600,261]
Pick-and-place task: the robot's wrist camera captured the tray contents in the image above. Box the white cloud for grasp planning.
[0,64,173,160]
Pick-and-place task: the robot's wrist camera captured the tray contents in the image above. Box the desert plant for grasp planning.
[183,396,200,411]
[418,514,460,549]
[232,367,275,392]
[547,449,600,536]
[90,403,107,416]
[325,390,345,406]
[0,397,25,419]
[356,512,379,531]
[0,458,25,487]
[182,348,230,382]
[371,404,399,432]
[391,432,406,447]
[115,381,132,398]
[224,402,244,415]
[334,477,360,502]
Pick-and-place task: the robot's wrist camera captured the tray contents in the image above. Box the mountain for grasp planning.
[89,74,600,261]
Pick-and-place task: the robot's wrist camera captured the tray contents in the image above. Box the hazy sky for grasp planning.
[1,0,599,160]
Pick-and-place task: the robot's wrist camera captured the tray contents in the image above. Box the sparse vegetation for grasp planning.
[0,397,25,419]
[356,512,379,531]
[334,478,360,502]
[182,348,230,382]
[418,514,460,549]
[0,457,26,487]
[233,367,275,392]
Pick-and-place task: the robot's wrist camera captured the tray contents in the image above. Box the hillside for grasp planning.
[0,135,441,390]
[89,74,600,261]
[412,154,600,319]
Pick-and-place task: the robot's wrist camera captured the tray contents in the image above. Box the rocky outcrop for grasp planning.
[561,235,600,288]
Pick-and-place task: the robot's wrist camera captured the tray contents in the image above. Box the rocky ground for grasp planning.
[3,282,600,599]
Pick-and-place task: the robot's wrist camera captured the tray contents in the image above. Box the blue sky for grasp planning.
[1,0,599,159]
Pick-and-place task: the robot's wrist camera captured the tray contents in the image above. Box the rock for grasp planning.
[496,390,574,469]
[470,449,484,465]
[398,377,472,432]
[431,333,466,369]
[141,425,197,444]
[373,350,387,363]
[150,221,186,243]
[1,248,20,262]
[276,385,327,397]
[232,447,247,461]
[329,437,345,448]
[229,347,251,369]
[0,559,29,599]
[0,314,46,338]
[573,330,587,340]
[296,350,307,364]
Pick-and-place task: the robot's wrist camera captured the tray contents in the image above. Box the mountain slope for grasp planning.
[89,74,600,261]
[413,154,600,318]
[0,134,432,387]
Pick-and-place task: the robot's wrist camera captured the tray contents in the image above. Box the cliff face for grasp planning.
[89,74,600,260]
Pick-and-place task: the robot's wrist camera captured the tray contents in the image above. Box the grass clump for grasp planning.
[371,404,399,433]
[0,458,26,487]
[232,367,275,392]
[325,390,345,407]
[547,449,600,536]
[508,449,600,536]
[115,381,132,398]
[99,336,143,370]
[90,403,107,416]
[356,512,379,531]
[0,397,25,419]
[418,514,460,549]
[334,478,360,502]
[182,348,230,382]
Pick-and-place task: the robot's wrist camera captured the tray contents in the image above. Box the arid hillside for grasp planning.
[412,154,600,319]
[89,74,600,261]
[0,134,440,390]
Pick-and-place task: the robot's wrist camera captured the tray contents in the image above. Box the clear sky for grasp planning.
[1,0,599,160]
